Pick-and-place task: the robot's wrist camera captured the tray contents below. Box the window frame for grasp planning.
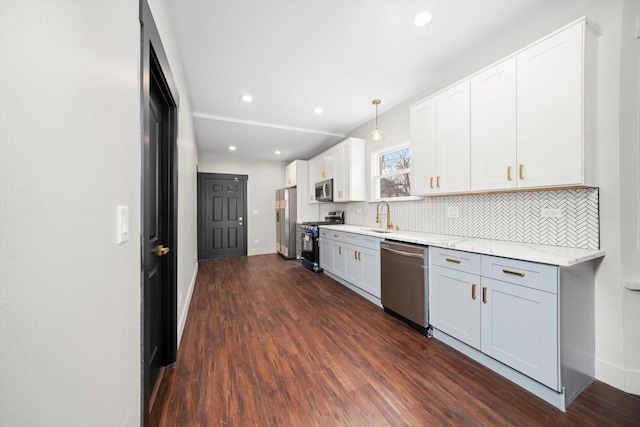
[370,141,417,202]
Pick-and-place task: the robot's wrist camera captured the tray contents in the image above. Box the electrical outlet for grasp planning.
[446,206,459,218]
[541,208,563,218]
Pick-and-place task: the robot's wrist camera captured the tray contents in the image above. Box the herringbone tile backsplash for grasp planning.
[323,188,599,250]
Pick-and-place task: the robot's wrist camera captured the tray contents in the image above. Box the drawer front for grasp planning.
[320,229,343,242]
[343,231,381,251]
[430,247,481,274]
[481,255,558,294]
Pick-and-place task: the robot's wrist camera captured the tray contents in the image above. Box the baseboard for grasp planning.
[177,262,198,347]
[596,357,640,395]
[623,367,640,395]
[595,357,625,391]
[248,247,276,256]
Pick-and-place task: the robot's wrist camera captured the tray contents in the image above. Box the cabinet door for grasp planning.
[359,248,381,298]
[344,245,361,285]
[319,237,332,271]
[481,277,559,390]
[323,150,335,181]
[308,157,320,202]
[430,265,481,349]
[471,58,517,191]
[285,161,296,188]
[516,22,583,188]
[332,240,346,278]
[334,144,347,201]
[436,80,471,193]
[410,97,437,195]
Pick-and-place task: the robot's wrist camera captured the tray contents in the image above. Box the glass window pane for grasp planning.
[380,148,410,175]
[379,173,411,198]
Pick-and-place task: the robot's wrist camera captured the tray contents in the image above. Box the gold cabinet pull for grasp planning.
[471,283,477,300]
[445,257,462,264]
[436,176,441,188]
[288,179,291,185]
[354,251,358,260]
[338,246,342,255]
[338,190,343,198]
[502,268,525,277]
[322,171,326,179]
[507,166,512,181]
[519,164,524,180]
[333,234,339,238]
[155,245,170,256]
[482,286,487,304]
[430,177,434,189]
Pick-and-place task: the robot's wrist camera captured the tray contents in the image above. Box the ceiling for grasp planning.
[167,0,584,162]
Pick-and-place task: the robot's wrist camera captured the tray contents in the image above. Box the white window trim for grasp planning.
[370,141,418,202]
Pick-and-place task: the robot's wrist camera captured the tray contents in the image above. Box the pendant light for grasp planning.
[371,99,383,141]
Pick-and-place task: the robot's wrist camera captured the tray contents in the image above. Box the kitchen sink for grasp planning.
[362,228,394,234]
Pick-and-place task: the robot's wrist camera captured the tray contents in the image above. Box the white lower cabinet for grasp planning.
[319,228,381,299]
[319,230,333,271]
[481,276,558,390]
[429,246,592,408]
[430,265,481,349]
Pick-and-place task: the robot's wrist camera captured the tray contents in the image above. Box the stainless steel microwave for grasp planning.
[314,179,333,202]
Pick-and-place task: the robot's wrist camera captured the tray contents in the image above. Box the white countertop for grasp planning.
[318,224,605,267]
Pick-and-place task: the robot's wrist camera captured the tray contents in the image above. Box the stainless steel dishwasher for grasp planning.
[380,240,428,335]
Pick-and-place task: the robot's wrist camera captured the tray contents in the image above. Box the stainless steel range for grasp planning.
[300,211,344,272]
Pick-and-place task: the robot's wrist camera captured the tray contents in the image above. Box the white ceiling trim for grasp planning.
[192,112,346,138]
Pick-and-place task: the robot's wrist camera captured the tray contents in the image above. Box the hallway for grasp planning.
[150,255,639,426]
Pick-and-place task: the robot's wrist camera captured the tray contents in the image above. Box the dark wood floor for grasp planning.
[151,254,640,426]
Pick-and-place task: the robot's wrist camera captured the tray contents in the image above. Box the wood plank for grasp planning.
[150,254,640,426]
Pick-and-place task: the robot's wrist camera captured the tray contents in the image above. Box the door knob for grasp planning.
[155,245,170,256]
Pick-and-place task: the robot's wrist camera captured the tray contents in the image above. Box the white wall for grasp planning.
[0,1,141,425]
[345,0,639,394]
[0,0,200,425]
[618,0,640,392]
[198,155,285,255]
[146,0,199,348]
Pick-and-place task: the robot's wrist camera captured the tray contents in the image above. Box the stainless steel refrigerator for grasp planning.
[275,187,297,259]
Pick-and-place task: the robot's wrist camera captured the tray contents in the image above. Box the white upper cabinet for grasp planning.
[333,137,366,202]
[285,161,297,187]
[470,58,517,191]
[413,18,596,195]
[309,137,366,203]
[410,80,471,196]
[410,97,437,196]
[516,21,586,188]
[437,80,471,194]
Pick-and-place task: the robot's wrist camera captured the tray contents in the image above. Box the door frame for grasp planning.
[140,0,179,423]
[197,173,249,259]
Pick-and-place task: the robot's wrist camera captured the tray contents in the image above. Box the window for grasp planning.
[372,142,411,200]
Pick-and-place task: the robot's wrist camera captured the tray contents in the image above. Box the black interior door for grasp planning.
[141,1,179,421]
[147,81,168,393]
[198,173,248,259]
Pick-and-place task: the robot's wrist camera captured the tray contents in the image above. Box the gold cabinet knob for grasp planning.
[155,245,170,256]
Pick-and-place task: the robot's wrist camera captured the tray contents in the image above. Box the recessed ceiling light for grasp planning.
[229,146,236,151]
[314,107,324,114]
[240,94,253,103]
[414,11,435,28]
[275,150,281,155]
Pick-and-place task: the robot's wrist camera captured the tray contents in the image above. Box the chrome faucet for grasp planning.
[376,201,393,230]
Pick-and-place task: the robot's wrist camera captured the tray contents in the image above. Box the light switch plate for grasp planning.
[117,205,129,244]
[446,206,459,218]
